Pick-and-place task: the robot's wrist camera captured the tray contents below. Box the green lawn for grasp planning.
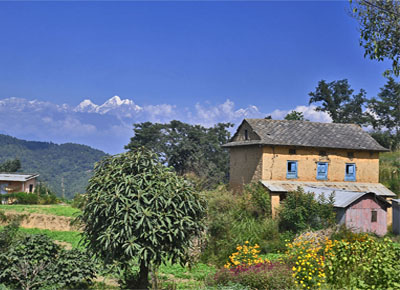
[0,204,81,217]
[18,228,83,248]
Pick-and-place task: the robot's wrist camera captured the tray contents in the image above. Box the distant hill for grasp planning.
[0,134,107,199]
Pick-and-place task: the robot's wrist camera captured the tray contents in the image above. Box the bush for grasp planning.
[71,193,87,209]
[0,234,95,289]
[210,261,294,290]
[201,185,281,265]
[1,190,59,205]
[278,187,335,234]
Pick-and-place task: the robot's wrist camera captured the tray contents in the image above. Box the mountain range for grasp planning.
[0,96,331,154]
[0,134,107,199]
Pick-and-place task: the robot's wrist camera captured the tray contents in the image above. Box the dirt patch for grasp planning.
[1,211,79,231]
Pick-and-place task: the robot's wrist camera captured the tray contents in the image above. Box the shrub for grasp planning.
[71,193,87,209]
[0,234,95,289]
[325,236,400,289]
[1,191,59,205]
[278,187,335,234]
[202,185,281,265]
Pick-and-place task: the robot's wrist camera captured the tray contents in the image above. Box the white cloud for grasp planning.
[0,96,333,154]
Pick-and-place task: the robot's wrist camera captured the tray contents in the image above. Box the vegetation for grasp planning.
[0,134,106,198]
[284,111,308,121]
[380,150,400,195]
[79,148,206,289]
[350,0,400,76]
[0,204,80,217]
[0,158,21,172]
[125,120,232,190]
[278,187,336,234]
[1,191,58,205]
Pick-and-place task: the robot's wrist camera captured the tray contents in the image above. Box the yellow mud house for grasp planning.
[223,119,396,224]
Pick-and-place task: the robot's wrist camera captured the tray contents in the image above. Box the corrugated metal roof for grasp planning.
[302,186,390,208]
[224,119,389,151]
[0,173,39,182]
[260,180,396,197]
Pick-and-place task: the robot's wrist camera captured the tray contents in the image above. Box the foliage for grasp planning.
[367,77,400,150]
[1,191,58,205]
[278,187,335,234]
[0,204,80,217]
[350,0,400,76]
[379,150,400,195]
[71,193,88,209]
[79,148,206,289]
[0,159,21,173]
[202,185,282,266]
[308,79,367,124]
[284,111,308,121]
[0,234,95,290]
[17,228,82,249]
[0,134,107,199]
[325,236,400,289]
[0,220,21,253]
[125,120,233,190]
[210,260,294,290]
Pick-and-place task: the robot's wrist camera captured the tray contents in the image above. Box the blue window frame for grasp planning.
[287,161,298,179]
[345,163,356,181]
[317,162,328,180]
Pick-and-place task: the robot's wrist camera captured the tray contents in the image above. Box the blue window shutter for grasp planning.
[317,162,328,180]
[287,161,298,179]
[345,164,356,181]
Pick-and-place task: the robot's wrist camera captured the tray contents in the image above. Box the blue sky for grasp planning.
[0,1,393,153]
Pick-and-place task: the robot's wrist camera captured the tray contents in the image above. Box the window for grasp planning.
[317,162,328,180]
[29,184,33,193]
[244,129,249,140]
[289,149,296,155]
[371,210,377,222]
[287,161,298,179]
[345,163,356,181]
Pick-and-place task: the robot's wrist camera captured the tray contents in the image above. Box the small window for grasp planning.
[371,210,377,222]
[317,162,328,180]
[244,129,249,140]
[345,163,356,181]
[319,151,327,156]
[287,161,298,179]
[29,184,33,193]
[347,152,354,159]
[289,149,296,155]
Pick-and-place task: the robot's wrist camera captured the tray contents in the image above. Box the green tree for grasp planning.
[125,120,232,189]
[278,187,335,234]
[309,79,367,124]
[0,159,21,172]
[350,0,400,76]
[367,77,400,150]
[284,111,308,121]
[79,148,206,289]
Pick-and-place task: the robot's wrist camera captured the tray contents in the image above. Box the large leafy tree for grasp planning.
[0,159,21,172]
[125,120,232,189]
[79,148,206,289]
[350,0,400,76]
[367,77,400,149]
[309,79,367,124]
[284,111,308,121]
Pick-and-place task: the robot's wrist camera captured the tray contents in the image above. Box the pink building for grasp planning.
[0,173,39,194]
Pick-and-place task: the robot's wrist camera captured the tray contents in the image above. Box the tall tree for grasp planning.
[284,111,308,121]
[367,77,400,149]
[125,121,233,189]
[79,148,206,289]
[309,79,367,124]
[0,159,21,173]
[350,0,400,76]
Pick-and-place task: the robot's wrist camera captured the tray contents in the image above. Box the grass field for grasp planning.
[19,228,83,248]
[0,204,81,217]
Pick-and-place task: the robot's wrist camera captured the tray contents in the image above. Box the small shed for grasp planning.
[391,199,400,235]
[303,186,391,236]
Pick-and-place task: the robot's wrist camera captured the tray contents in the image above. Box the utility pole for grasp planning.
[61,177,65,199]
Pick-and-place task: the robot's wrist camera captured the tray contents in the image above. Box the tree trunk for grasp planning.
[124,261,149,290]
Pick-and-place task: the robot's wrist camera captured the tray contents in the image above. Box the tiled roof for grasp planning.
[224,119,389,151]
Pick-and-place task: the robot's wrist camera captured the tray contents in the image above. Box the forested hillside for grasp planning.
[380,150,400,196]
[0,134,107,199]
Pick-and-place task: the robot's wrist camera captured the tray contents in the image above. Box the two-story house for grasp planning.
[223,119,396,232]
